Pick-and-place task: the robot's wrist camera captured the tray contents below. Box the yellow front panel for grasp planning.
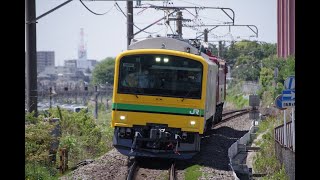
[112,110,204,134]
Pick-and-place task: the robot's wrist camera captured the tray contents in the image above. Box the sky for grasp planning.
[36,0,277,66]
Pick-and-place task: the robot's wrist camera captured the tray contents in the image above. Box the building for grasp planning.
[41,66,76,75]
[64,59,98,71]
[37,51,55,73]
[64,59,77,68]
[277,0,295,58]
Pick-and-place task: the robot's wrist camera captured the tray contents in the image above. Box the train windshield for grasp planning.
[118,54,203,99]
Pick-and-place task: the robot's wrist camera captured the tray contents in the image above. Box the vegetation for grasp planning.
[253,117,289,180]
[258,55,295,107]
[226,80,249,108]
[92,57,115,85]
[220,40,294,108]
[25,113,59,179]
[232,54,261,81]
[25,103,114,180]
[184,165,202,180]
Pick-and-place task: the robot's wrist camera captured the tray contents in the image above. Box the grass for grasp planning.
[253,117,289,180]
[184,165,202,180]
[225,80,249,109]
[226,94,249,109]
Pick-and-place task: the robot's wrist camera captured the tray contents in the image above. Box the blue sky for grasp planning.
[36,0,276,66]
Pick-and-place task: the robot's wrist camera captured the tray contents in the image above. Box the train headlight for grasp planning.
[190,120,196,126]
[120,115,126,120]
[164,58,169,63]
[155,57,161,62]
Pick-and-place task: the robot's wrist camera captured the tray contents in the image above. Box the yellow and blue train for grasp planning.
[111,37,227,159]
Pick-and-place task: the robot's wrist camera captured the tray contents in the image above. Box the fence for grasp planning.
[274,121,295,180]
[274,121,294,151]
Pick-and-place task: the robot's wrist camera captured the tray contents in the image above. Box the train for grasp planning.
[111,36,227,159]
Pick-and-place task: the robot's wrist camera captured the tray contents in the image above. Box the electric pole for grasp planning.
[49,87,52,109]
[26,0,38,115]
[94,86,98,120]
[218,40,222,57]
[176,11,183,38]
[127,1,133,48]
[204,29,208,42]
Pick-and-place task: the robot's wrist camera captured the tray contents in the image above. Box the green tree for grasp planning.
[232,55,261,81]
[259,67,274,88]
[92,57,115,85]
[260,42,277,58]
[225,41,239,66]
[279,55,295,82]
[261,55,294,84]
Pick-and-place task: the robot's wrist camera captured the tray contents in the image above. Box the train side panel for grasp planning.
[201,53,218,122]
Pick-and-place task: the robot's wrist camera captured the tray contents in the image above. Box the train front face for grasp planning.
[111,49,208,159]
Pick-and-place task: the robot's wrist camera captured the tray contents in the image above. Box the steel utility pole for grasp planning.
[176,11,183,38]
[26,0,38,115]
[49,87,52,109]
[127,1,134,48]
[204,29,208,42]
[218,41,222,57]
[94,86,98,120]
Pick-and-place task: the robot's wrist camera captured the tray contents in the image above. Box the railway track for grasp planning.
[212,108,251,128]
[127,158,176,180]
[169,161,176,180]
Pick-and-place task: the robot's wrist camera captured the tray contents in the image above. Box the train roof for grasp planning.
[129,37,200,55]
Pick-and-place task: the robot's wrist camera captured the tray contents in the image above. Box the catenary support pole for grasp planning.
[26,0,38,115]
[127,1,133,49]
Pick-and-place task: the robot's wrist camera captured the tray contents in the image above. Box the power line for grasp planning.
[197,15,226,24]
[115,2,162,35]
[176,0,204,7]
[79,0,114,15]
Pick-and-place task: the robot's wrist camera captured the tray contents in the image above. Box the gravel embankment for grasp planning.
[175,113,252,180]
[60,149,129,180]
[61,109,252,180]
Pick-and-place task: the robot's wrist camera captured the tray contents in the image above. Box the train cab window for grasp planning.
[118,54,203,99]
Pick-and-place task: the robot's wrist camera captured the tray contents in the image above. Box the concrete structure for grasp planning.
[275,141,295,180]
[37,51,55,73]
[41,66,76,75]
[64,59,98,71]
[37,51,55,72]
[77,59,92,70]
[64,59,77,68]
[277,0,295,58]
[242,81,260,95]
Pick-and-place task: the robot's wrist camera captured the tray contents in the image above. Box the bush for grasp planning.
[46,107,111,167]
[25,112,59,179]
[253,117,289,179]
[26,106,114,176]
[258,56,295,106]
[25,163,58,180]
[25,119,54,163]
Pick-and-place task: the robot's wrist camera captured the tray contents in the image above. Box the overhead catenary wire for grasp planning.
[176,0,204,8]
[114,2,160,35]
[79,0,115,15]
